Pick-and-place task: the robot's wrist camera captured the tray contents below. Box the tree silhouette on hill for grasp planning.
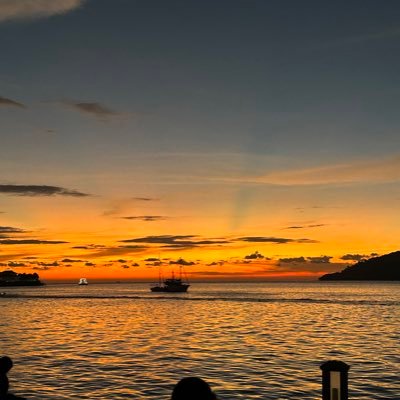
[320,251,400,280]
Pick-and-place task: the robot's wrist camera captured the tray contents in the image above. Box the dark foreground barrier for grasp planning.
[321,360,350,400]
[2,355,351,400]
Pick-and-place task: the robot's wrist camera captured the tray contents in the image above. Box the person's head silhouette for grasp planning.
[0,357,12,375]
[171,377,217,400]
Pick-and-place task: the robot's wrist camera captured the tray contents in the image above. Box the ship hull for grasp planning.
[150,284,190,293]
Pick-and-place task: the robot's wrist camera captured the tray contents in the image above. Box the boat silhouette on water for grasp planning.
[151,267,190,293]
[78,278,88,285]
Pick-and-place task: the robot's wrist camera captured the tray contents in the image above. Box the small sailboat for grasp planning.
[78,278,88,285]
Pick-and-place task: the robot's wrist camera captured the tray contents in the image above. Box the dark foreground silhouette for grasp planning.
[171,377,217,400]
[320,250,400,280]
[0,357,25,400]
[0,271,43,287]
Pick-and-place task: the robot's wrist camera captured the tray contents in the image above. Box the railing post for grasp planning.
[320,360,350,400]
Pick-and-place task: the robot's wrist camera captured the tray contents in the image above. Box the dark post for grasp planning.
[320,360,350,400]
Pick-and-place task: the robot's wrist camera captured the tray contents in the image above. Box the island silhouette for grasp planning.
[0,270,43,286]
[320,251,400,280]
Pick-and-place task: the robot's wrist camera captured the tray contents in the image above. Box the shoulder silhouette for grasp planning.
[0,357,25,400]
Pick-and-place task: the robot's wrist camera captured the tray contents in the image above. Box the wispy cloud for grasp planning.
[103,197,159,217]
[169,258,195,266]
[0,0,85,23]
[244,251,265,259]
[120,235,230,248]
[0,95,25,108]
[0,226,26,233]
[0,239,68,245]
[64,101,119,120]
[307,256,332,264]
[122,216,166,222]
[82,245,148,258]
[340,253,378,262]
[0,184,89,197]
[255,155,400,186]
[285,224,326,229]
[239,236,318,244]
[72,244,105,250]
[133,197,159,202]
[279,257,306,263]
[279,255,332,264]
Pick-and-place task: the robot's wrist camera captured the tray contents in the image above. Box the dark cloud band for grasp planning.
[239,236,318,244]
[64,101,118,119]
[0,239,68,245]
[0,96,25,108]
[0,184,89,197]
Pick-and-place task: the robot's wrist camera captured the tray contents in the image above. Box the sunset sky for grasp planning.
[1,0,400,281]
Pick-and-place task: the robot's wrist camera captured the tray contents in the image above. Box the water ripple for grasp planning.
[1,282,399,399]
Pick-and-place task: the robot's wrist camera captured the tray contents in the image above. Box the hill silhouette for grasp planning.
[0,270,43,286]
[319,251,400,280]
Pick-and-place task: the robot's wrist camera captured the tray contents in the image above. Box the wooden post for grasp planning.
[320,360,350,400]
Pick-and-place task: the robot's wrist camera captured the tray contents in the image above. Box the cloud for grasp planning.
[144,257,159,262]
[285,224,326,229]
[8,261,26,267]
[64,101,119,120]
[256,155,400,186]
[191,270,249,276]
[307,256,332,264]
[122,216,166,222]
[279,257,306,263]
[146,261,162,267]
[120,235,230,248]
[0,96,25,108]
[244,251,264,259]
[103,197,157,217]
[82,245,148,258]
[169,258,195,266]
[0,239,68,245]
[0,184,89,197]
[0,253,27,262]
[239,236,317,244]
[133,197,158,202]
[61,258,83,263]
[0,226,26,233]
[71,244,105,250]
[0,0,85,23]
[38,261,59,267]
[85,262,95,267]
[119,245,149,250]
[279,255,332,264]
[340,253,378,262]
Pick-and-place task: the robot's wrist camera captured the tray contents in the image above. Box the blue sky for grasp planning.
[2,0,400,161]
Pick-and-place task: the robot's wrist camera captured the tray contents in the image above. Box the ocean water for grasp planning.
[1,282,399,399]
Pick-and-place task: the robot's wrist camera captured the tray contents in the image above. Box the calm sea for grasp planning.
[1,282,399,399]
